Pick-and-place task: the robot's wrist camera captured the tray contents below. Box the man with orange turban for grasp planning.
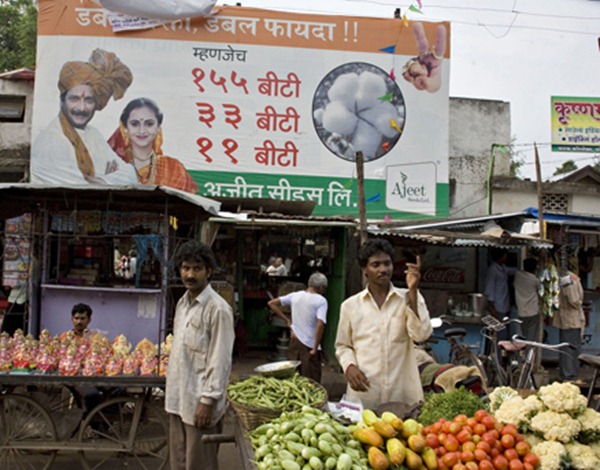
[31,49,137,185]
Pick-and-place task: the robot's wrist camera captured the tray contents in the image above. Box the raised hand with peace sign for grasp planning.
[402,22,447,93]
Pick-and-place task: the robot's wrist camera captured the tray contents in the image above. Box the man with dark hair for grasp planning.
[515,257,540,342]
[166,240,234,470]
[335,238,432,409]
[60,303,94,341]
[484,248,517,319]
[268,272,328,383]
[31,49,136,185]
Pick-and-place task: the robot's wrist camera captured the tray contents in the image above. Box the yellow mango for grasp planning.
[407,434,426,453]
[353,427,384,448]
[422,446,438,470]
[405,448,424,470]
[368,446,390,470]
[386,437,407,466]
[373,420,397,439]
[401,418,420,439]
[381,411,404,431]
[362,409,379,426]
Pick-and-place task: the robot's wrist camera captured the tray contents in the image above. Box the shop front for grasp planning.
[0,184,219,346]
[204,207,356,360]
[368,213,554,361]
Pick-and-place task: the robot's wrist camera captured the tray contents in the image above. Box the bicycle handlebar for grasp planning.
[511,334,574,351]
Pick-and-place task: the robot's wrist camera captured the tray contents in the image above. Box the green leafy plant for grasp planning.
[417,387,484,425]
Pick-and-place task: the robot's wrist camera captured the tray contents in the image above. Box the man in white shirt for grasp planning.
[335,238,432,409]
[267,272,328,382]
[266,257,287,276]
[514,257,540,342]
[31,48,136,185]
[165,241,234,470]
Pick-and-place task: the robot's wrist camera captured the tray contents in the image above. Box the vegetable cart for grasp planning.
[0,373,167,470]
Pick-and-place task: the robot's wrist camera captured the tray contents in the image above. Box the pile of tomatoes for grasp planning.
[420,409,541,470]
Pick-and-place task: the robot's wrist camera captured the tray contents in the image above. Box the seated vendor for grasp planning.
[60,303,94,341]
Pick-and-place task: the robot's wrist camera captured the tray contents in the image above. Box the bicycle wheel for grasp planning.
[516,360,535,390]
[78,396,169,470]
[452,348,489,390]
[0,394,58,470]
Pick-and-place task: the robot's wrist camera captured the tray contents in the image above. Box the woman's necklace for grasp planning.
[133,151,156,184]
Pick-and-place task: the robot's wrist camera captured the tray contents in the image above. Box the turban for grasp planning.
[58,49,133,111]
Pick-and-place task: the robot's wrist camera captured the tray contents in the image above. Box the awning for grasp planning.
[371,227,553,249]
[368,211,554,249]
[0,183,220,222]
[524,207,600,229]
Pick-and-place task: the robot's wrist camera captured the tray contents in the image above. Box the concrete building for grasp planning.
[449,97,512,218]
[0,69,34,182]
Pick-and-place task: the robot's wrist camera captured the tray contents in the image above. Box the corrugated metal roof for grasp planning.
[0,183,220,221]
[370,227,553,249]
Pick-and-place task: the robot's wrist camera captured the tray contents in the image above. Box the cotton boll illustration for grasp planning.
[327,72,360,109]
[313,108,324,126]
[352,120,382,160]
[312,62,406,162]
[360,102,403,138]
[322,101,358,135]
[355,71,387,110]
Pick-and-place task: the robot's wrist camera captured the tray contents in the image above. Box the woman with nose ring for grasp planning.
[108,97,199,193]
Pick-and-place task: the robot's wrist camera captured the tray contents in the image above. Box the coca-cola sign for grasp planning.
[422,266,465,285]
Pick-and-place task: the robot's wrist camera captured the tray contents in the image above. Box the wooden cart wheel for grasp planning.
[78,396,169,470]
[0,394,58,470]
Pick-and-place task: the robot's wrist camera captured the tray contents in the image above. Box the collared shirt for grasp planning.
[335,285,432,409]
[280,290,327,349]
[553,273,585,330]
[484,262,517,314]
[165,284,234,427]
[31,117,136,185]
[514,270,540,318]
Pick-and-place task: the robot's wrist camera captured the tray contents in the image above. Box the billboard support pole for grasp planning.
[356,151,367,246]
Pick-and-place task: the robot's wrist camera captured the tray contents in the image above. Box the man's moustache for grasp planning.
[71,111,90,118]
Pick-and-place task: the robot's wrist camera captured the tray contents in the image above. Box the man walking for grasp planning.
[31,48,136,185]
[514,257,541,342]
[166,241,235,470]
[268,272,328,383]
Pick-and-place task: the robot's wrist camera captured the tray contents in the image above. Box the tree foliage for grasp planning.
[0,0,37,72]
[553,159,578,176]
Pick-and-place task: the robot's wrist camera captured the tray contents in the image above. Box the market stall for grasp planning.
[205,201,356,359]
[0,183,220,468]
[0,183,220,344]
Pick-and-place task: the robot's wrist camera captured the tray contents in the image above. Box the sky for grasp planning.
[216,0,600,180]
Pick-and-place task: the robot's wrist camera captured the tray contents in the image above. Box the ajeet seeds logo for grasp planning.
[386,163,436,215]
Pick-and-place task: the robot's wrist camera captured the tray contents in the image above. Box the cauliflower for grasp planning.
[488,386,519,413]
[578,407,600,444]
[565,441,600,470]
[522,432,544,448]
[538,382,587,415]
[588,441,600,460]
[531,441,567,470]
[530,410,581,443]
[494,395,542,430]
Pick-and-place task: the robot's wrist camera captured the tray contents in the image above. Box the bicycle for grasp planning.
[502,334,572,389]
[436,319,489,390]
[477,315,523,388]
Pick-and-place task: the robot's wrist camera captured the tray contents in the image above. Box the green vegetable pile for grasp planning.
[249,406,368,470]
[417,387,485,425]
[228,373,327,411]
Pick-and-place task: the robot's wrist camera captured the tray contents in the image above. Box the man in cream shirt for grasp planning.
[335,238,432,409]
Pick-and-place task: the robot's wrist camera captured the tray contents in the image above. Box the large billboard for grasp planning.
[32,0,450,219]
[551,96,600,153]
